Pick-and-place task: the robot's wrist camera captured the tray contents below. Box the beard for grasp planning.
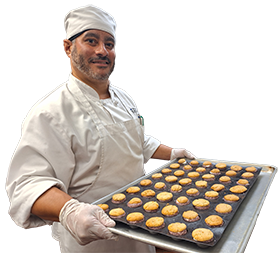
[71,44,115,81]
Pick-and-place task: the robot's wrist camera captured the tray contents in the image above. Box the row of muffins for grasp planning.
[98,159,259,244]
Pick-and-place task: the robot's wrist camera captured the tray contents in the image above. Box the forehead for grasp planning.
[80,29,115,42]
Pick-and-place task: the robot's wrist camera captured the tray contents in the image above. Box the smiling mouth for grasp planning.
[89,57,110,66]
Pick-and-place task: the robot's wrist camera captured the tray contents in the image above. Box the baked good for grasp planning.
[109,208,126,219]
[182,210,200,222]
[241,172,254,179]
[186,188,199,196]
[195,180,207,188]
[126,186,140,194]
[246,166,257,173]
[192,228,214,243]
[196,167,206,173]
[176,196,190,206]
[226,170,237,177]
[219,176,231,184]
[179,178,192,186]
[140,179,152,187]
[97,204,109,212]
[183,165,192,171]
[230,185,247,194]
[170,163,180,169]
[211,184,225,192]
[178,158,186,164]
[126,212,144,224]
[152,173,163,180]
[203,161,212,168]
[143,201,159,212]
[202,174,215,181]
[141,189,156,198]
[127,197,143,208]
[215,203,232,214]
[205,215,223,227]
[165,175,178,183]
[174,170,185,177]
[154,182,166,190]
[161,168,172,174]
[170,184,183,193]
[190,160,199,166]
[223,194,240,203]
[146,217,165,230]
[210,168,221,175]
[237,179,249,186]
[168,222,187,236]
[161,205,179,217]
[188,172,200,178]
[112,193,126,204]
[156,191,173,202]
[215,163,227,169]
[230,165,242,171]
[192,199,210,210]
[205,191,219,200]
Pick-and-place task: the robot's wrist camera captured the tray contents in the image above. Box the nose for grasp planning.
[95,42,108,57]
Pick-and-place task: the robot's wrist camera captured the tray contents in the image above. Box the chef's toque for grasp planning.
[64,5,116,41]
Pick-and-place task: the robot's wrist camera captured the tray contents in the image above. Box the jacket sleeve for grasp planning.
[6,109,75,229]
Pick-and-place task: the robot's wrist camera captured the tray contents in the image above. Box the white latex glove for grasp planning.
[170,148,196,160]
[59,199,117,245]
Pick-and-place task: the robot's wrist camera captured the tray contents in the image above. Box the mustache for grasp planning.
[88,56,111,64]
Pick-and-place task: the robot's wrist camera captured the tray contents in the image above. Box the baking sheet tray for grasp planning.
[92,158,277,253]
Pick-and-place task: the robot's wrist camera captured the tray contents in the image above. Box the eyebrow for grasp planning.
[84,32,115,44]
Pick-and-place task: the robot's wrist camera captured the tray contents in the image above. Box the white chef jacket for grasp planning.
[6,74,160,230]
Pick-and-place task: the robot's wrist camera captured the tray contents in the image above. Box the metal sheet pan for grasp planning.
[92,158,277,253]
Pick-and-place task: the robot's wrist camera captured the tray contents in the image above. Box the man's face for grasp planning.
[70,30,116,82]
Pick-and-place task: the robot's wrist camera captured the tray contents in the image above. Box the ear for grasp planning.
[63,39,73,58]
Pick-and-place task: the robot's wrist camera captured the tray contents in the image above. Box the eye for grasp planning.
[106,42,115,50]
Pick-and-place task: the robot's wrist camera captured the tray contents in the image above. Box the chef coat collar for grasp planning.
[69,74,116,102]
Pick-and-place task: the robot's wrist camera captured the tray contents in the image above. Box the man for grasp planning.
[6,5,195,253]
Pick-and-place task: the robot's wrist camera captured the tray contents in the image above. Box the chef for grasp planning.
[6,5,195,253]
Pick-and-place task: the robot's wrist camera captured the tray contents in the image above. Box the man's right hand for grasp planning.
[59,199,117,245]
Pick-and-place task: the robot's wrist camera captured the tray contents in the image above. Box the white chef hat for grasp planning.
[64,5,116,41]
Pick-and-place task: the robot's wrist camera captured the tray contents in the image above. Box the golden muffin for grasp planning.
[192,199,210,210]
[192,228,214,242]
[241,172,254,179]
[109,208,126,219]
[219,176,231,184]
[205,191,219,200]
[127,197,143,208]
[230,185,247,194]
[195,180,208,188]
[211,184,225,192]
[146,217,165,230]
[154,182,166,190]
[170,163,180,169]
[176,196,190,206]
[226,170,237,177]
[196,167,206,173]
[170,184,183,193]
[190,160,199,166]
[203,161,212,168]
[215,203,232,214]
[215,163,227,169]
[174,170,185,177]
[223,194,240,203]
[246,166,257,173]
[161,205,179,217]
[156,191,173,202]
[205,215,223,227]
[141,189,156,198]
[126,186,141,194]
[186,188,199,196]
[152,173,163,180]
[161,168,172,174]
[179,178,192,186]
[210,168,221,175]
[143,201,159,212]
[97,204,109,212]
[202,174,215,181]
[183,165,193,171]
[168,222,187,236]
[230,165,242,171]
[237,179,249,186]
[182,210,200,222]
[140,179,152,187]
[178,158,186,164]
[126,212,144,224]
[165,175,178,183]
[112,193,126,204]
[188,172,200,178]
